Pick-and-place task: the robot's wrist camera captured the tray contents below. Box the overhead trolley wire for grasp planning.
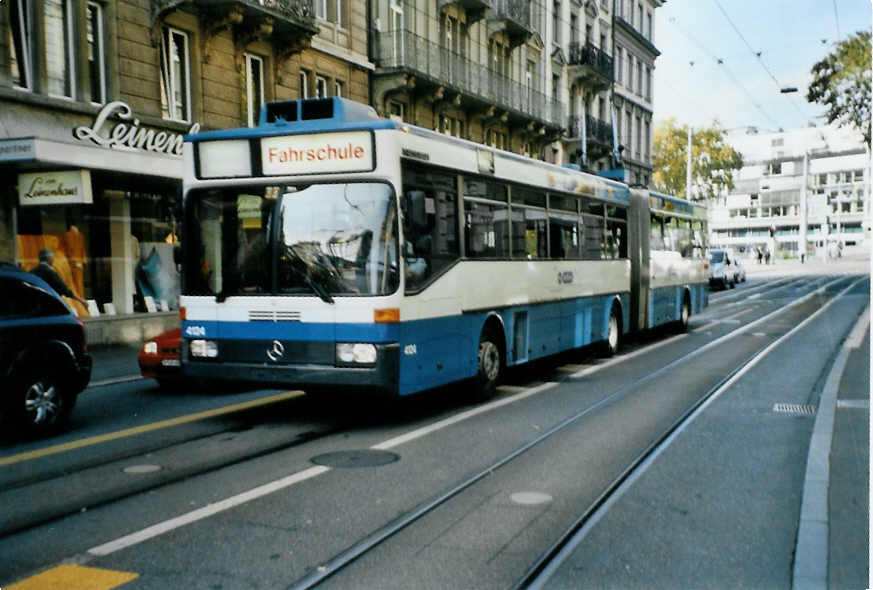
[667,15,784,130]
[711,0,812,124]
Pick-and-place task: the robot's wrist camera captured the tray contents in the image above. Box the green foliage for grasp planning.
[652,119,743,202]
[807,31,872,147]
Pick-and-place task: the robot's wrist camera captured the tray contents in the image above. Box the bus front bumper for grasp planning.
[182,343,400,393]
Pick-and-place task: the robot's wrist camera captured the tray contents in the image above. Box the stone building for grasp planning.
[0,0,369,343]
[369,0,564,160]
[611,0,660,186]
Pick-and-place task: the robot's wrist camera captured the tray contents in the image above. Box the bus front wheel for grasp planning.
[475,329,502,401]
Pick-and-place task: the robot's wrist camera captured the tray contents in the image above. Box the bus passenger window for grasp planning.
[465,200,509,258]
[605,220,627,259]
[512,208,547,259]
[548,213,580,259]
[650,216,665,251]
[401,165,459,292]
[581,214,604,259]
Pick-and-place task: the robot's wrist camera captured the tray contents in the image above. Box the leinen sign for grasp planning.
[74,101,200,156]
[19,170,93,206]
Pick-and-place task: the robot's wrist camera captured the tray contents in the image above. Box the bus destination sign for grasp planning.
[261,131,373,176]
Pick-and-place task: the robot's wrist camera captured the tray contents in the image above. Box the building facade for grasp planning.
[709,125,870,259]
[611,0,659,186]
[369,0,564,160]
[0,0,368,343]
[1,0,666,343]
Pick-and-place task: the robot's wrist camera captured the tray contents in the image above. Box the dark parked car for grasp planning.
[138,328,182,389]
[0,262,92,436]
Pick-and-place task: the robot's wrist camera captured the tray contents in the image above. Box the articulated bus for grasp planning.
[179,97,708,398]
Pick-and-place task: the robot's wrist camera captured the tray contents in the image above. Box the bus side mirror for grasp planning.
[403,190,427,231]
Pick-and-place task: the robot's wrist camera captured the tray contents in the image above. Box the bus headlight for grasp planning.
[336,343,377,364]
[190,339,219,358]
[143,341,158,355]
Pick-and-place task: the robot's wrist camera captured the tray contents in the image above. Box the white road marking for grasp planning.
[83,275,857,560]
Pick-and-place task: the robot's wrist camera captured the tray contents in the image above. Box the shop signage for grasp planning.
[261,131,373,176]
[73,101,200,157]
[0,138,36,162]
[18,170,93,206]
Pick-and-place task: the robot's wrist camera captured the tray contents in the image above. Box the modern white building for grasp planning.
[709,124,870,259]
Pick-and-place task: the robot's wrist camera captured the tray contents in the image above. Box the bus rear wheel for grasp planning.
[475,329,502,401]
[678,294,691,333]
[601,306,621,357]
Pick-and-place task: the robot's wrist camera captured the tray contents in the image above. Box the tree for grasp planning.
[807,31,872,147]
[651,119,743,202]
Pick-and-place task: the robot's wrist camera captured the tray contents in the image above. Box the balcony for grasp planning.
[373,30,563,130]
[486,0,535,47]
[151,0,317,57]
[438,0,493,23]
[568,42,613,93]
[565,115,613,146]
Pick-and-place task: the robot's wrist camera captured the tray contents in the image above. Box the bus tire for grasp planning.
[475,328,502,401]
[601,305,621,357]
[677,293,691,333]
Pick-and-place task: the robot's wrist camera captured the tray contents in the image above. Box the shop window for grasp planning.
[87,2,106,104]
[245,53,264,127]
[160,27,191,122]
[45,0,75,98]
[8,0,33,91]
[315,75,328,98]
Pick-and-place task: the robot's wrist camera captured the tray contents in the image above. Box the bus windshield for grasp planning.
[185,182,399,298]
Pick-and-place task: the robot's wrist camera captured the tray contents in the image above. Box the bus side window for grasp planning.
[401,169,460,293]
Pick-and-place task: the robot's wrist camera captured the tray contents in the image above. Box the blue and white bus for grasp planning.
[179,97,708,398]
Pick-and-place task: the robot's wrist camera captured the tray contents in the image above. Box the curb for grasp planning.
[791,307,869,590]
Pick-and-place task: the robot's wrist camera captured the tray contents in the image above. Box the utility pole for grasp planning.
[799,152,808,262]
[686,125,692,200]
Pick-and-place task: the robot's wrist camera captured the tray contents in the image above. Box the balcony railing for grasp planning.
[566,115,613,145]
[568,42,614,83]
[438,0,493,23]
[152,0,315,29]
[486,0,536,46]
[374,30,563,128]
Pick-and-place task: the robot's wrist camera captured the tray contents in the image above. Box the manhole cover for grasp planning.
[311,450,400,468]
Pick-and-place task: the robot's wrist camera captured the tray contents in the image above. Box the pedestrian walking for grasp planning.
[756,247,763,265]
[764,248,771,265]
[30,248,87,306]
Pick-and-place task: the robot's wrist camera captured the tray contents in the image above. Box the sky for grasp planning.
[652,0,872,133]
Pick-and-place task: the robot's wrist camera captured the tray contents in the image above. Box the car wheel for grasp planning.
[16,371,73,436]
[474,328,502,401]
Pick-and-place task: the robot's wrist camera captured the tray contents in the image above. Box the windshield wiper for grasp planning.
[285,245,335,304]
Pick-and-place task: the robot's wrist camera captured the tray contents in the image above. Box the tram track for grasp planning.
[0,273,862,587]
[284,274,862,590]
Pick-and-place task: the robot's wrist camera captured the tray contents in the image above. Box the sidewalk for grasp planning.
[743,254,870,278]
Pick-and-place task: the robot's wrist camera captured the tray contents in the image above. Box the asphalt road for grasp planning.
[0,261,868,590]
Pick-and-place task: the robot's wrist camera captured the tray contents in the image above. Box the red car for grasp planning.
[138,328,182,388]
